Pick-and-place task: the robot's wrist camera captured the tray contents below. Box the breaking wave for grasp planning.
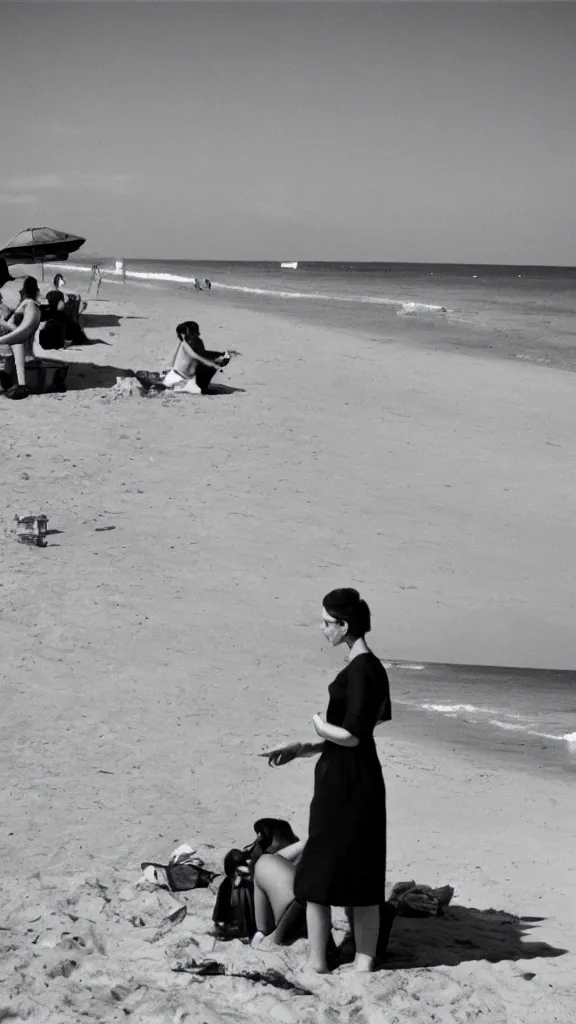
[55,262,450,316]
[395,697,576,744]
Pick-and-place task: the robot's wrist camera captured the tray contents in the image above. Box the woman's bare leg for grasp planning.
[305,902,332,973]
[351,905,379,971]
[252,853,297,945]
[10,343,27,386]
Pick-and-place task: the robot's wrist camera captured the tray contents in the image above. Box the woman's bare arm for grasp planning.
[261,739,325,767]
[277,839,306,863]
[312,715,359,748]
[178,338,222,370]
[3,303,40,346]
[298,741,326,757]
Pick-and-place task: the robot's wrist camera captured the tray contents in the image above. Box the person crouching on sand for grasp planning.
[249,835,396,969]
[162,321,234,394]
[39,290,89,348]
[262,589,391,974]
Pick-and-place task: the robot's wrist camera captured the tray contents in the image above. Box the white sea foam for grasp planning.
[490,720,576,743]
[383,661,424,671]
[421,703,499,715]
[213,281,448,314]
[390,693,576,747]
[52,262,450,314]
[416,705,576,743]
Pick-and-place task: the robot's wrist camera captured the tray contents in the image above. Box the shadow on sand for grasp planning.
[204,383,246,395]
[68,337,112,347]
[81,313,123,328]
[366,906,568,971]
[41,359,246,394]
[63,362,136,391]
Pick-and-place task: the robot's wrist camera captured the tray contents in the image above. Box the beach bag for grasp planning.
[389,881,454,918]
[212,818,299,941]
[141,846,219,893]
[1,355,69,394]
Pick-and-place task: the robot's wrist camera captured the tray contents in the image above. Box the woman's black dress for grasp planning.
[294,652,391,908]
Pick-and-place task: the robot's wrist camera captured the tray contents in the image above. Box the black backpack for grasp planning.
[212,818,298,941]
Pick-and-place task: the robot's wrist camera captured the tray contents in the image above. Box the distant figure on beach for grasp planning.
[0,276,42,397]
[204,278,212,291]
[50,272,86,320]
[263,589,391,974]
[193,278,203,291]
[161,320,233,394]
[88,264,103,299]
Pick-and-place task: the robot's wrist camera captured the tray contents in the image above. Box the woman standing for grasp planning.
[265,588,391,973]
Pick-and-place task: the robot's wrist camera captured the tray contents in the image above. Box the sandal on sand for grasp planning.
[5,384,30,400]
[172,958,226,977]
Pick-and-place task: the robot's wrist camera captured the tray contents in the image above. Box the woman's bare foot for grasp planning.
[338,954,374,973]
[253,931,280,952]
[250,931,266,950]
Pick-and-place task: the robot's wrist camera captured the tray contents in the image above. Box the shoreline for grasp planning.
[45,258,576,374]
[1,272,575,1022]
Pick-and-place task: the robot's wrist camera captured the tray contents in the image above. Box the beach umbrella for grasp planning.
[0,226,86,265]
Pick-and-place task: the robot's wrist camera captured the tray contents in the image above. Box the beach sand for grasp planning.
[1,271,575,1022]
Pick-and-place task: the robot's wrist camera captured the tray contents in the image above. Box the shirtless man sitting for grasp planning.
[162,320,233,394]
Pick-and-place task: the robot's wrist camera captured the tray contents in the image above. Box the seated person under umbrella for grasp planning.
[39,290,89,348]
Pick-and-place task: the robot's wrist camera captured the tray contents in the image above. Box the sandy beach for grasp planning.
[1,270,575,1022]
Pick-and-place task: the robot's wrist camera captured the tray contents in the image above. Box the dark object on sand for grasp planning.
[3,383,30,400]
[14,513,49,547]
[134,369,166,392]
[389,880,454,917]
[171,959,313,993]
[212,818,299,942]
[140,852,219,893]
[147,904,188,944]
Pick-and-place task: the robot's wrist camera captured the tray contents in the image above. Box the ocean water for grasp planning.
[57,257,576,371]
[386,662,576,776]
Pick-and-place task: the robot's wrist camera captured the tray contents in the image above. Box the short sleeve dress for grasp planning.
[294,652,391,908]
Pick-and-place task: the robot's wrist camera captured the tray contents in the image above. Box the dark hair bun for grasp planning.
[322,588,371,635]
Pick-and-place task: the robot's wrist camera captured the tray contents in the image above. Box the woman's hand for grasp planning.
[259,742,302,767]
[312,713,325,736]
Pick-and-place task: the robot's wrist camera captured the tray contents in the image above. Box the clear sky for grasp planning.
[1,2,574,263]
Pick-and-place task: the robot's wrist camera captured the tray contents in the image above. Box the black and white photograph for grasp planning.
[1,0,575,1019]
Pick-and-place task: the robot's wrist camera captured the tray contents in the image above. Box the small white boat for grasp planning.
[280,261,298,269]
